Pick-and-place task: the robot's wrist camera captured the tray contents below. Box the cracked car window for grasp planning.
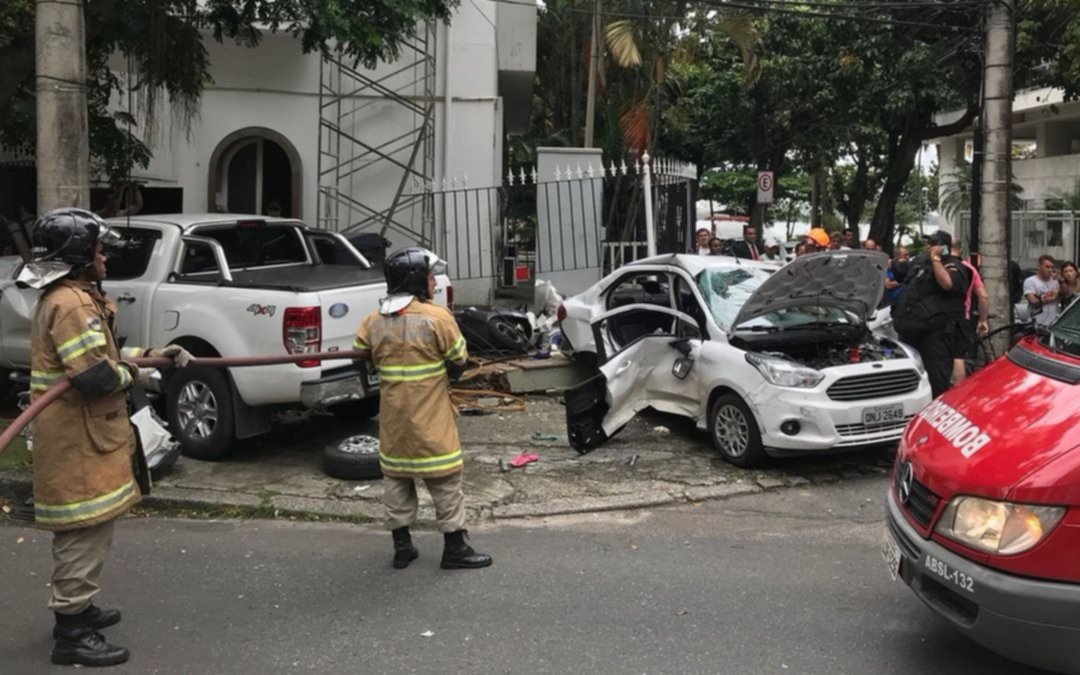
[696,268,763,331]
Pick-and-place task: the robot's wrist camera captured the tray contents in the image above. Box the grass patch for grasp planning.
[129,500,376,525]
[0,426,30,472]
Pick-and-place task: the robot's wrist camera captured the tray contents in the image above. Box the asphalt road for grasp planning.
[0,478,1051,675]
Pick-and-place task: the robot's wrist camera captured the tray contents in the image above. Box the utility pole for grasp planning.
[36,0,91,213]
[584,0,602,147]
[980,0,1015,355]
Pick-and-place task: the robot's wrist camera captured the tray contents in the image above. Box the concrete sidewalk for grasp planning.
[0,396,895,525]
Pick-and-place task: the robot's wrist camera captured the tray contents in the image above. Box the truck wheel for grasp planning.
[166,367,235,460]
[323,435,382,481]
[329,397,380,422]
[708,393,767,468]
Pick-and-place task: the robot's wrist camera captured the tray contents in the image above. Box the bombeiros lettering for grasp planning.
[917,400,992,458]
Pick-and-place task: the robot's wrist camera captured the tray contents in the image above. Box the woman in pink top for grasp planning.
[950,244,989,384]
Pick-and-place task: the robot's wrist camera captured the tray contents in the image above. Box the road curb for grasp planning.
[1,469,886,525]
[491,491,678,519]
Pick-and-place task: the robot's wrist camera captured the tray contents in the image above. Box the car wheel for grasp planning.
[708,393,767,468]
[487,317,530,353]
[166,367,235,460]
[329,397,380,422]
[323,435,383,481]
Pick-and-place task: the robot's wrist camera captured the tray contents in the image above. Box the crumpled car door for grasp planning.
[565,305,702,452]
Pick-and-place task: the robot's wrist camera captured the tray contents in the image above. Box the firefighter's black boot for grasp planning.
[441,529,492,569]
[51,612,129,667]
[391,526,419,569]
[51,604,121,639]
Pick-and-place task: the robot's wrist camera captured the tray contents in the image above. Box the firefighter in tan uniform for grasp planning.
[23,209,192,667]
[354,248,492,570]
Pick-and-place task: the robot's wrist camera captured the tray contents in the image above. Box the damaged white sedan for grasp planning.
[559,251,932,467]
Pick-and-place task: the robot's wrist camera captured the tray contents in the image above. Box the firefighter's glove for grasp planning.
[153,344,194,368]
[445,359,468,382]
[123,363,160,392]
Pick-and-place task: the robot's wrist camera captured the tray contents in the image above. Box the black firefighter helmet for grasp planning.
[384,247,445,299]
[31,208,118,269]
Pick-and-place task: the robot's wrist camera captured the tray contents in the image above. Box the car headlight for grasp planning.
[745,353,824,388]
[899,343,926,375]
[934,496,1065,556]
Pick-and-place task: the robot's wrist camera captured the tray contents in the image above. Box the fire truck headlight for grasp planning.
[935,496,1065,556]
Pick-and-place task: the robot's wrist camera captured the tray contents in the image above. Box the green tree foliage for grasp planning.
[0,0,458,184]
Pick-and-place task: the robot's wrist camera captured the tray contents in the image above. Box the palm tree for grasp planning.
[1046,179,1080,210]
[603,4,759,154]
[939,159,1024,221]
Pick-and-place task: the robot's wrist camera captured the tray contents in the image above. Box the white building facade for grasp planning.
[937,87,1080,266]
[115,2,536,303]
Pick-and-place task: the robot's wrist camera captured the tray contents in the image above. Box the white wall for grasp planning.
[116,4,508,304]
[1013,153,1080,200]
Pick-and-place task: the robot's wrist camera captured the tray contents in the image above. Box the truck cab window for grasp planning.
[103,228,161,280]
[200,226,307,268]
[179,241,220,276]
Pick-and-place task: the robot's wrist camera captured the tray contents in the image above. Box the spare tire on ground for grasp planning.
[323,434,382,481]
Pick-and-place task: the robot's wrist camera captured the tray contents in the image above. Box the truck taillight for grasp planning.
[447,285,455,311]
[283,306,321,368]
[556,304,567,322]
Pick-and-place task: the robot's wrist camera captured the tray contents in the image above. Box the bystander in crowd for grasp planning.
[949,241,989,385]
[1024,255,1061,327]
[1059,261,1078,310]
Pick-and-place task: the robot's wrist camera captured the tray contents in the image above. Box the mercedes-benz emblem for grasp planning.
[898,461,915,505]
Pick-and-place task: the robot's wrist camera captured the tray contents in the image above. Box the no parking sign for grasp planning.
[756,171,774,204]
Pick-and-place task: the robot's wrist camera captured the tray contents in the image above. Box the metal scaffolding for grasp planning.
[316,21,437,246]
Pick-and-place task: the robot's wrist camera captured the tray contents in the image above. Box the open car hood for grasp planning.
[731,250,888,328]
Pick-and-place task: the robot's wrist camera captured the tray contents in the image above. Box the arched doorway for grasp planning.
[208,128,302,218]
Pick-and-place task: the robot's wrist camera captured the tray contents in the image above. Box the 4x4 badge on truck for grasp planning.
[899,461,914,505]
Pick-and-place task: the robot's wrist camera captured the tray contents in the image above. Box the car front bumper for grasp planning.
[885,489,1080,673]
[299,365,378,409]
[746,378,932,454]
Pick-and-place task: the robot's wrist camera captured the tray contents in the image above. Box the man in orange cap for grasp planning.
[803,228,830,252]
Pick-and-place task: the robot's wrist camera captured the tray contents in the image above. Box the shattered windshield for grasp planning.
[1048,297,1080,357]
[696,266,857,332]
[696,268,765,331]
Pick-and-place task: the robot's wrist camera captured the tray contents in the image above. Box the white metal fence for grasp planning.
[414,155,697,286]
[961,210,1080,267]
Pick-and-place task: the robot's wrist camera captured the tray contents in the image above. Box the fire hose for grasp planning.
[0,351,527,454]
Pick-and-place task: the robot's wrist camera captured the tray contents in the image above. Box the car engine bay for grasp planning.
[732,328,911,370]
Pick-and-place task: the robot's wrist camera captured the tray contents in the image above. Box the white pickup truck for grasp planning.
[0,214,450,459]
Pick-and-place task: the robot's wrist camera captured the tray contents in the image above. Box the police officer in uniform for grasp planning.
[353,248,492,570]
[891,230,971,398]
[24,209,192,667]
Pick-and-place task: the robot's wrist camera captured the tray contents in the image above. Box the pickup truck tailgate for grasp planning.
[317,273,452,364]
[317,286,376,367]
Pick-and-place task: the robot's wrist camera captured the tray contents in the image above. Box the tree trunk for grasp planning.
[843,153,872,231]
[869,137,920,251]
[570,22,583,147]
[818,168,834,224]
